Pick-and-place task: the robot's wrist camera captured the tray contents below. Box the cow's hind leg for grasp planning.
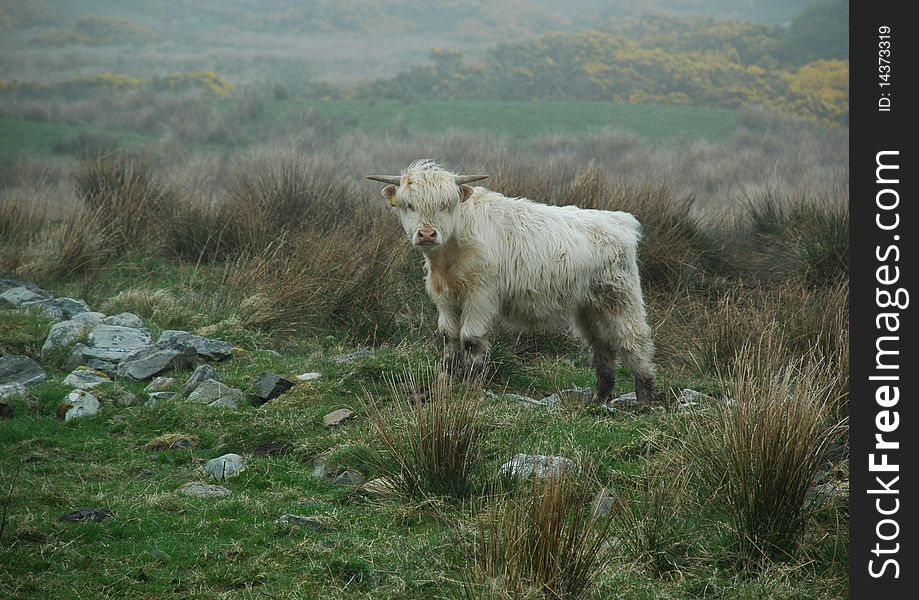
[576,307,618,404]
[613,317,656,405]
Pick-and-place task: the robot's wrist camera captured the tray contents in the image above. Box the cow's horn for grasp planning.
[455,175,488,185]
[366,175,402,185]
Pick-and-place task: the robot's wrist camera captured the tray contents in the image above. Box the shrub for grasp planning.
[73,152,176,256]
[682,341,847,566]
[467,467,613,599]
[363,367,487,499]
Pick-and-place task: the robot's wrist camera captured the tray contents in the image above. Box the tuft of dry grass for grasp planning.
[363,367,487,500]
[682,340,847,566]
[467,467,613,599]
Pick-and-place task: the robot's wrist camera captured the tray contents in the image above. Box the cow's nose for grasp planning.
[417,228,438,243]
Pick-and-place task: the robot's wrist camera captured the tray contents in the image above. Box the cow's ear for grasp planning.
[459,184,474,202]
[382,185,397,206]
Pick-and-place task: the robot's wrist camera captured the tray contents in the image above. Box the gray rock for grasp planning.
[62,367,111,390]
[203,453,245,481]
[487,391,556,407]
[41,312,105,358]
[102,312,145,329]
[207,397,240,410]
[610,392,638,405]
[0,279,49,296]
[323,408,355,427]
[146,391,175,407]
[59,508,114,522]
[498,454,576,479]
[60,389,100,421]
[0,382,28,400]
[188,380,245,405]
[591,487,620,519]
[673,389,708,408]
[88,324,152,355]
[544,387,593,405]
[0,286,49,308]
[275,514,325,530]
[0,355,47,387]
[178,482,232,498]
[63,344,119,378]
[117,344,197,381]
[157,330,235,361]
[253,372,295,404]
[144,376,176,392]
[113,391,140,407]
[296,372,322,381]
[184,364,220,394]
[36,297,91,322]
[332,470,364,486]
[331,350,373,363]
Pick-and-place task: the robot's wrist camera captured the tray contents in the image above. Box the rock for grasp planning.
[88,324,152,355]
[0,286,50,308]
[36,297,91,322]
[208,397,240,410]
[809,480,849,510]
[102,312,145,329]
[253,372,295,404]
[498,454,576,479]
[62,344,118,377]
[361,477,398,499]
[146,391,175,406]
[157,330,235,361]
[203,453,245,481]
[332,470,364,486]
[59,389,100,421]
[296,372,322,381]
[591,487,620,519]
[184,364,220,394]
[146,433,197,450]
[331,350,373,363]
[0,279,49,296]
[0,382,28,401]
[59,508,114,522]
[187,380,245,405]
[544,387,593,406]
[178,482,231,498]
[488,391,556,407]
[62,367,111,390]
[41,312,106,359]
[113,391,140,407]
[117,344,197,381]
[0,355,47,387]
[274,514,326,530]
[673,388,708,408]
[0,400,11,419]
[144,376,176,392]
[323,408,355,428]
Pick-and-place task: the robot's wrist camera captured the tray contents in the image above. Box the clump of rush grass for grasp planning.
[616,462,697,578]
[466,467,614,600]
[362,366,487,500]
[74,151,176,255]
[683,339,847,567]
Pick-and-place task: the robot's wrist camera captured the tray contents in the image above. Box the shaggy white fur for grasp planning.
[377,160,656,404]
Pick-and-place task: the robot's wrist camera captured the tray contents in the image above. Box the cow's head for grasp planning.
[367,160,487,252]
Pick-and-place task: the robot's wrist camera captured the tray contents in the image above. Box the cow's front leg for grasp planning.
[438,306,463,374]
[459,296,497,379]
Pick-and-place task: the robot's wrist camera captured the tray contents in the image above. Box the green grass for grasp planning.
[0,98,742,167]
[272,99,743,143]
[0,117,150,165]
[0,295,847,598]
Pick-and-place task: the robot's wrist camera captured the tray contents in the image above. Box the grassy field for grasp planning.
[0,112,848,598]
[0,99,742,166]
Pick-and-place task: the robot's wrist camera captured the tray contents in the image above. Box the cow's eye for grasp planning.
[404,202,415,211]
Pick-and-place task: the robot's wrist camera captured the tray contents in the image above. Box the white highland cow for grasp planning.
[368,160,656,404]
